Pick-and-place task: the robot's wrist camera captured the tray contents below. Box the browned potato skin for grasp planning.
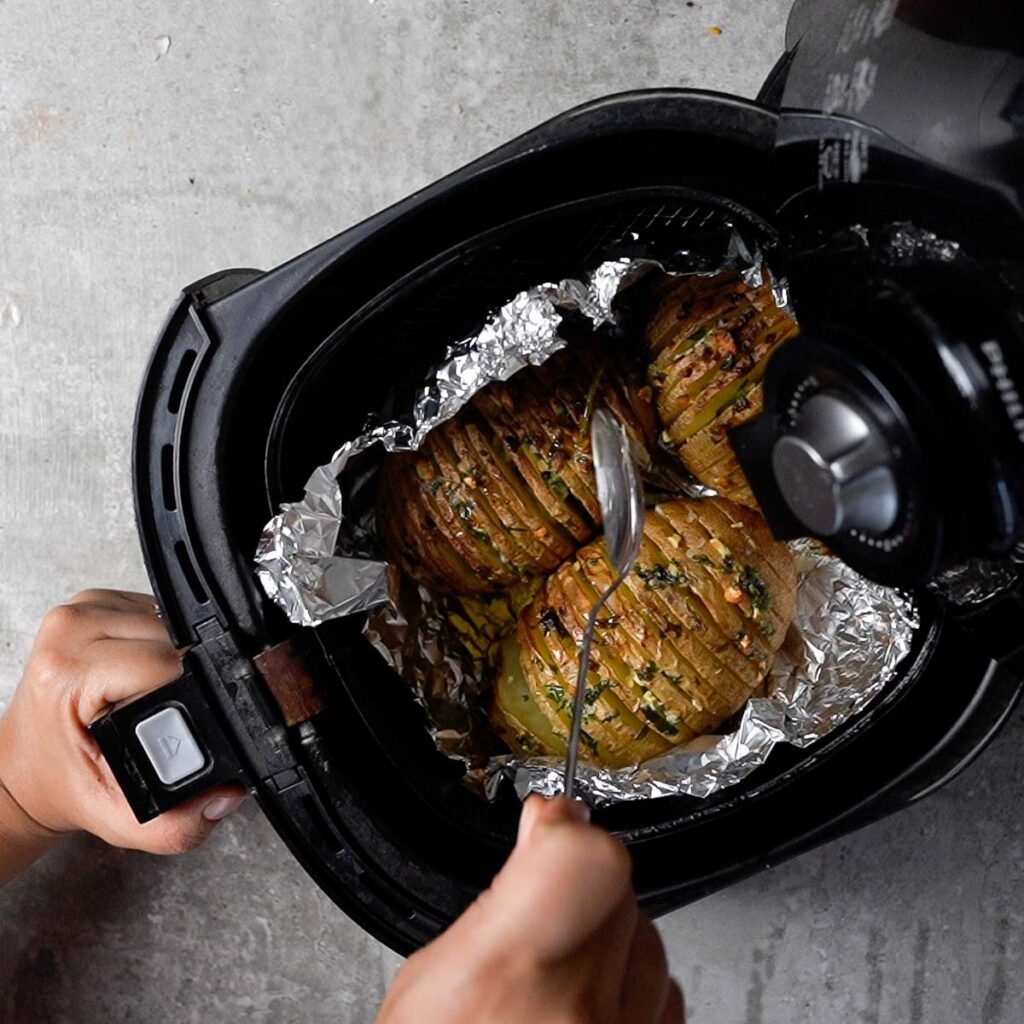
[493,497,796,768]
[645,272,799,508]
[377,347,657,595]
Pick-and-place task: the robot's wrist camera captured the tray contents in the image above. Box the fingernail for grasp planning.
[202,793,246,821]
[517,795,591,846]
[562,798,591,825]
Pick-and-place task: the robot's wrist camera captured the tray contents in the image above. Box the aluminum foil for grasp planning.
[254,215,919,804]
[831,221,962,266]
[929,554,1024,607]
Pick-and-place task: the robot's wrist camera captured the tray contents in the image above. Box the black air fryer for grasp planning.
[90,0,1024,955]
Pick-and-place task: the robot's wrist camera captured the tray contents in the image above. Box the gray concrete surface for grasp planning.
[0,1,1020,1021]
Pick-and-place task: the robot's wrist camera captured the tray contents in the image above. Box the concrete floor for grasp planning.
[0,1,1020,1021]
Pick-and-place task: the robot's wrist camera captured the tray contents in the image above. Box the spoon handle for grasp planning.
[563,571,629,801]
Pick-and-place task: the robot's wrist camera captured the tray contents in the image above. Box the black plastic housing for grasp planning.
[104,90,1024,957]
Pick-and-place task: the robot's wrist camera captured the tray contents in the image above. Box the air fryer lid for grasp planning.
[95,89,1023,957]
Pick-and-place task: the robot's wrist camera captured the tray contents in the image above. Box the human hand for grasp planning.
[377,795,685,1023]
[0,589,246,872]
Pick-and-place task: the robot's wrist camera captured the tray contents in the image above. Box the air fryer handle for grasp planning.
[89,667,248,823]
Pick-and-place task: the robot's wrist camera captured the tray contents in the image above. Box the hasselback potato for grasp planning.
[645,272,799,508]
[377,347,657,595]
[491,497,796,767]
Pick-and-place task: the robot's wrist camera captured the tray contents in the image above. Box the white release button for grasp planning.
[135,707,206,785]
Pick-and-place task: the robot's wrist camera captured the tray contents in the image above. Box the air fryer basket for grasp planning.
[261,184,938,846]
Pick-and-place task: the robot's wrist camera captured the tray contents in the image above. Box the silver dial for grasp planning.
[771,392,899,536]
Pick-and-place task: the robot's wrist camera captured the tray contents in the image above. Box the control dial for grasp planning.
[771,392,899,536]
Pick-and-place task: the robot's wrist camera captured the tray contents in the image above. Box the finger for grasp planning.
[458,797,633,961]
[80,639,184,721]
[660,981,686,1024]
[38,602,170,648]
[115,785,248,856]
[619,914,672,1022]
[66,589,160,613]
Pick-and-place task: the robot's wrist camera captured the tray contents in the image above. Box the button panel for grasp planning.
[135,707,207,785]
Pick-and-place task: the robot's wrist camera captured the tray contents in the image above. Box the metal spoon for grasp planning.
[563,407,645,801]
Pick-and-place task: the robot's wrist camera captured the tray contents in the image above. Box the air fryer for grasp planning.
[90,0,1024,955]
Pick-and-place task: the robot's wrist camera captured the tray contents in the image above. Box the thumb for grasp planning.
[127,785,248,855]
[455,796,633,960]
[516,794,591,845]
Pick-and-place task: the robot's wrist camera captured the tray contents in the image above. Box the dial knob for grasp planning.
[771,392,899,536]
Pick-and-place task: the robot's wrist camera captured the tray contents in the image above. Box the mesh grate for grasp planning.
[343,189,767,380]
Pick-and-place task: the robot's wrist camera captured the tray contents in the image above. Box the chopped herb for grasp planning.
[721,554,737,572]
[585,679,614,706]
[636,562,690,590]
[541,470,570,500]
[539,607,569,638]
[640,706,679,736]
[640,691,681,735]
[661,671,683,685]
[545,682,569,712]
[689,552,714,567]
[758,620,776,638]
[514,732,543,754]
[425,478,445,495]
[448,497,475,522]
[637,662,658,682]
[738,566,772,613]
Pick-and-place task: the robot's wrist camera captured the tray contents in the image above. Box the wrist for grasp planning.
[0,713,65,884]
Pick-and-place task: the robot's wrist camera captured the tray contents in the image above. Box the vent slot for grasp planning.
[167,349,198,414]
[161,445,177,511]
[174,540,209,605]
